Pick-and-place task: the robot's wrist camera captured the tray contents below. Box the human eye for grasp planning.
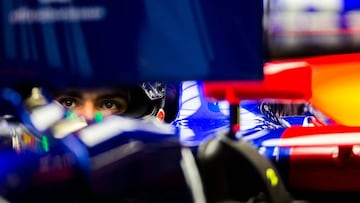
[97,98,128,114]
[101,100,117,110]
[56,97,79,109]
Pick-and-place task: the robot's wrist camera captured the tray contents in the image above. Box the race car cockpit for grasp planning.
[0,1,335,203]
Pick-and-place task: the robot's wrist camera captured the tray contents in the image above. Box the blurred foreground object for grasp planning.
[0,0,263,88]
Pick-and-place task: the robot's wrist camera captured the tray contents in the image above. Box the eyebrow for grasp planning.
[54,90,83,98]
[96,92,129,100]
[54,89,130,100]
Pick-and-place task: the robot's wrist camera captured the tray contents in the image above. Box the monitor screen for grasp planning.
[0,0,264,89]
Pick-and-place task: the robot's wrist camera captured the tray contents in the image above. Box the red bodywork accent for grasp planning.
[274,53,360,126]
[203,53,360,192]
[280,126,360,191]
[203,62,312,104]
[33,168,74,184]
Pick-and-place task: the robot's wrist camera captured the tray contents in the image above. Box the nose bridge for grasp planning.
[81,100,95,120]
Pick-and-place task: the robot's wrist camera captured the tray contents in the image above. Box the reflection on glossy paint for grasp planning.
[177,81,201,120]
[262,132,360,147]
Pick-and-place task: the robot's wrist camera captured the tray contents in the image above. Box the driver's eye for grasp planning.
[97,98,128,114]
[58,98,77,109]
[101,100,117,110]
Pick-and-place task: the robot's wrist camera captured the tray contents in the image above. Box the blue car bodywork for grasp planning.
[0,82,298,203]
